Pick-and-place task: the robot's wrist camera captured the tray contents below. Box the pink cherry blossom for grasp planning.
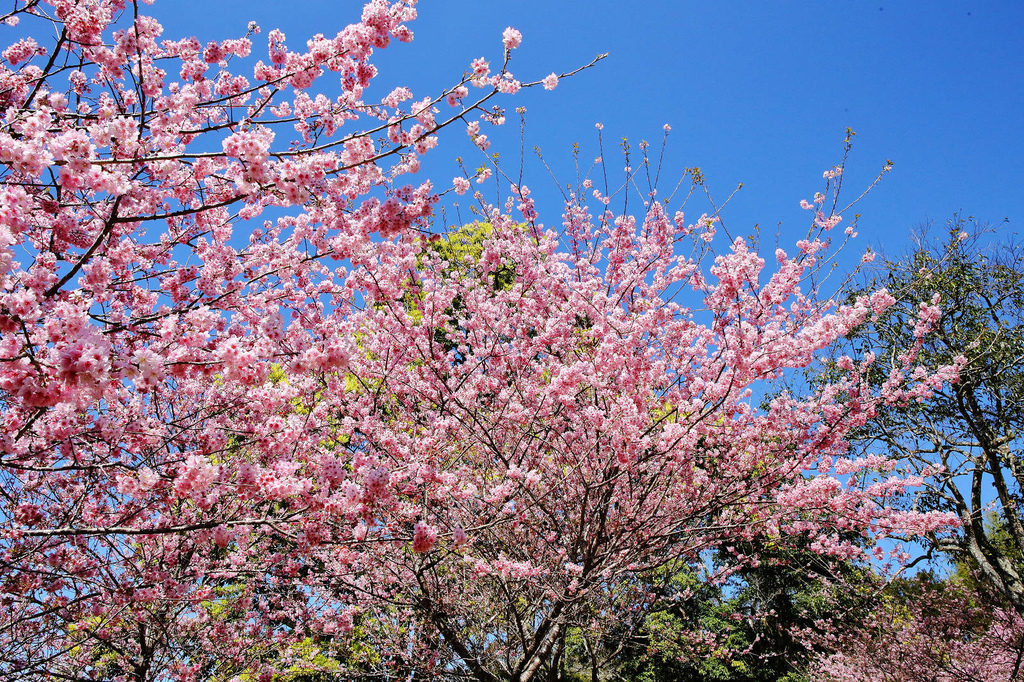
[502,27,523,50]
[412,520,438,553]
[0,2,962,680]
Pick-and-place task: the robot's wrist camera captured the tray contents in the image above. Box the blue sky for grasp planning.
[157,0,1024,266]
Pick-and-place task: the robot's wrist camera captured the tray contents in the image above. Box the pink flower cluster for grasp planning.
[411,520,437,553]
[174,455,220,500]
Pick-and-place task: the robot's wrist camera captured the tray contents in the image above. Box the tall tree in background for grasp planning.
[839,216,1024,615]
[595,543,876,682]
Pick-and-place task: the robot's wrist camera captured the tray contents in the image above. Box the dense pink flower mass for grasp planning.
[810,578,1024,682]
[0,1,961,680]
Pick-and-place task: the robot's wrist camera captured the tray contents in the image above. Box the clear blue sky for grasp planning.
[160,1,1022,262]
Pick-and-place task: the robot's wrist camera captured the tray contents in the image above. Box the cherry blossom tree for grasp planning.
[0,1,963,681]
[810,573,1024,682]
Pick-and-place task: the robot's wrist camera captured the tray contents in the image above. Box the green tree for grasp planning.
[840,215,1024,615]
[597,544,874,682]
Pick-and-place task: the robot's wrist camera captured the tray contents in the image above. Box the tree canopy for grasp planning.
[0,2,986,681]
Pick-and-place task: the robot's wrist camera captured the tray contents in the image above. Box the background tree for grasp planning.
[809,570,1024,682]
[837,216,1024,615]
[575,525,879,681]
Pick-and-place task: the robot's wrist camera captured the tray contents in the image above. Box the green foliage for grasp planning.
[422,221,517,292]
[581,546,869,682]
[408,222,520,357]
